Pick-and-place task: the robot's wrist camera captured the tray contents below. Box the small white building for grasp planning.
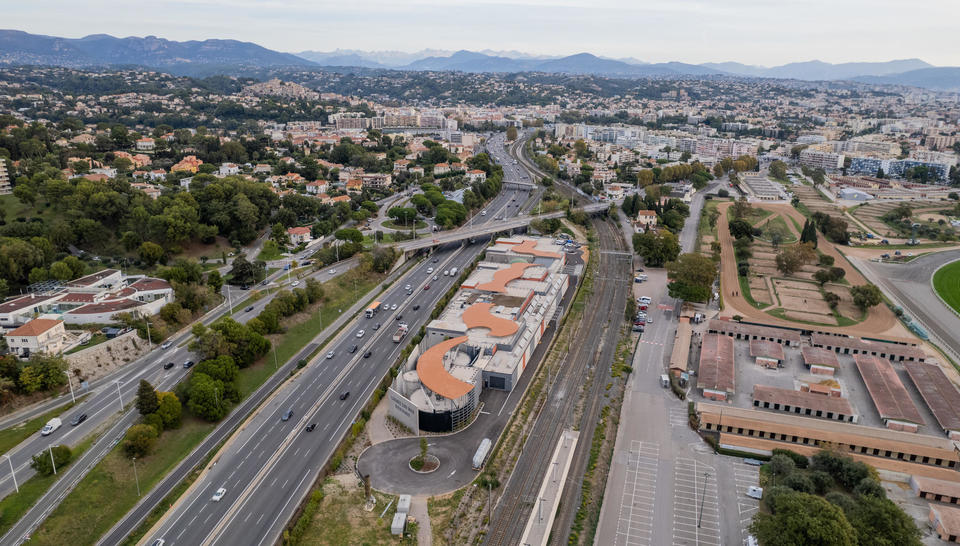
[218,163,240,176]
[4,319,69,357]
[287,226,312,245]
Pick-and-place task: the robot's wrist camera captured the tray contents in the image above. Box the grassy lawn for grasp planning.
[757,215,798,245]
[363,232,397,247]
[933,260,960,315]
[0,435,95,537]
[256,243,286,261]
[27,418,216,546]
[299,479,413,546]
[727,206,772,226]
[64,333,108,355]
[382,219,427,230]
[0,398,85,457]
[739,274,769,309]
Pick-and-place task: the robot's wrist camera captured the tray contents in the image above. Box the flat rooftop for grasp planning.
[752,384,854,417]
[931,504,960,536]
[913,475,960,499]
[904,361,960,433]
[699,333,735,393]
[854,354,925,424]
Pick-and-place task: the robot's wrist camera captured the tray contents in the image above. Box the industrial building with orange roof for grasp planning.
[388,237,569,432]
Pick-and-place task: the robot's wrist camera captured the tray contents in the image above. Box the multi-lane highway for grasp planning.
[0,260,366,544]
[120,135,537,545]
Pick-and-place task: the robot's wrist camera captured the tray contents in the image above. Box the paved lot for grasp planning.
[613,441,660,546]
[732,461,760,544]
[672,458,720,546]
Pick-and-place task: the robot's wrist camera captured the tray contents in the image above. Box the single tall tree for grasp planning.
[136,379,159,416]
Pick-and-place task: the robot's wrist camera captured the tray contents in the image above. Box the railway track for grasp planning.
[549,217,631,544]
[484,213,629,546]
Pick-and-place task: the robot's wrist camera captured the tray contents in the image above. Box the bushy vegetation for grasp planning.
[752,449,921,546]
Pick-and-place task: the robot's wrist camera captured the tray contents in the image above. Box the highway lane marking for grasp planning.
[195,231,493,543]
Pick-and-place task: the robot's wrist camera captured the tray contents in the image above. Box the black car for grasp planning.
[305,423,317,432]
[70,413,87,426]
[339,391,350,400]
[241,285,250,291]
[412,305,420,311]
[432,258,439,263]
[363,350,372,358]
[348,345,358,353]
[163,362,175,370]
[395,314,403,321]
[245,306,255,313]
[373,322,381,330]
[281,409,294,422]
[183,360,195,369]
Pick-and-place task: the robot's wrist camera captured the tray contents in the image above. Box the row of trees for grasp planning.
[127,379,183,458]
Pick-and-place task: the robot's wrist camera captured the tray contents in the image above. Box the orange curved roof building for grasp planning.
[511,239,562,259]
[462,302,518,337]
[416,336,475,399]
[477,262,535,293]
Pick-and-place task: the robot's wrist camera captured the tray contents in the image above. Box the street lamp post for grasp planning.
[63,371,75,404]
[114,380,123,411]
[132,457,140,496]
[698,471,710,528]
[5,454,17,493]
[48,445,57,475]
[143,315,152,350]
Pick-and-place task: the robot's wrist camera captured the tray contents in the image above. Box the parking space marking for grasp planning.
[733,462,760,543]
[672,458,720,546]
[614,441,659,546]
[668,407,688,428]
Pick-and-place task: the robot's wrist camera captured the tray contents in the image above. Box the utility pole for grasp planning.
[48,446,57,475]
[273,344,278,370]
[143,315,152,350]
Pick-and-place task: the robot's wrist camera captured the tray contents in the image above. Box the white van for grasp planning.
[450,267,458,276]
[41,418,62,436]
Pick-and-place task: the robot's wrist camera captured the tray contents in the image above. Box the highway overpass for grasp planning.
[396,202,609,252]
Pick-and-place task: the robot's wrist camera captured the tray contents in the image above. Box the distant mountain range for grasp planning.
[1,29,958,91]
[0,29,312,69]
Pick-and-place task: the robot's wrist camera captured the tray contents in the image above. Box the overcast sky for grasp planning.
[7,0,960,66]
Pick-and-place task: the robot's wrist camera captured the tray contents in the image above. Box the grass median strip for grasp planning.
[0,398,85,457]
[0,435,95,537]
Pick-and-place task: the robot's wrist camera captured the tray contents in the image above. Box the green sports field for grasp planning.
[933,260,960,315]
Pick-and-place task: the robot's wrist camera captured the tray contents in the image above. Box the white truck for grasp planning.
[41,417,62,436]
[392,323,409,343]
[450,267,458,277]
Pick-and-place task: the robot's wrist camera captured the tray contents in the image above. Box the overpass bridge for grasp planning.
[395,202,609,252]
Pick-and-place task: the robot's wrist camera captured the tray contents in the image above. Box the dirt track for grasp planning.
[716,201,912,339]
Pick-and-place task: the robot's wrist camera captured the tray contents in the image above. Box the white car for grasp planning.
[427,267,434,274]
[390,304,398,310]
[404,284,412,291]
[746,486,763,500]
[160,341,173,350]
[433,275,438,281]
[291,280,300,287]
[212,487,227,502]
[326,351,335,359]
[328,269,336,275]
[356,330,365,338]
